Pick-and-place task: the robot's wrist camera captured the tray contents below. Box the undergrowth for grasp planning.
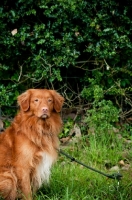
[36,97,132,199]
[36,131,132,200]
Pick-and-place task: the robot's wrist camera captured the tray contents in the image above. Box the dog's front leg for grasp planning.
[16,168,32,200]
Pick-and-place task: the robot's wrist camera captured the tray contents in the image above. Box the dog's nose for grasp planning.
[42,107,48,113]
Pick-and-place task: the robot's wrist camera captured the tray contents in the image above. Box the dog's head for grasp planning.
[17,89,64,119]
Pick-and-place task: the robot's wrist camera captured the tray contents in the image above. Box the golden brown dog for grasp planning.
[0,89,64,200]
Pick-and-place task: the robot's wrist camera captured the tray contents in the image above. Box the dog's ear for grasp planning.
[50,90,64,112]
[17,90,31,111]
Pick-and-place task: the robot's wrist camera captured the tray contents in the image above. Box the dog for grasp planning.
[0,89,64,200]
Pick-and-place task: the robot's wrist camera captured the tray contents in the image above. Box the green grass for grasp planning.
[36,133,132,200]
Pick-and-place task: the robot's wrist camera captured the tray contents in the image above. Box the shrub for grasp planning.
[0,0,132,120]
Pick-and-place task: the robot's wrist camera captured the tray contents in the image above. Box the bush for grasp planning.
[0,0,132,120]
[81,81,119,137]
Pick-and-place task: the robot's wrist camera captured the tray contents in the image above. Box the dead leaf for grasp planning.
[73,123,81,137]
[60,136,71,144]
[11,29,17,36]
[75,32,80,36]
[69,123,81,137]
[110,166,120,172]
[119,160,125,166]
[124,139,132,144]
[121,164,130,171]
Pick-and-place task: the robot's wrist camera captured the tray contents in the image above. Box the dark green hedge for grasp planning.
[0,0,132,117]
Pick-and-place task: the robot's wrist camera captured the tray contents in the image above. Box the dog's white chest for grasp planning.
[35,152,54,188]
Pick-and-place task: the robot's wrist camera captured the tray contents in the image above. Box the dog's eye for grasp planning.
[34,99,39,102]
[48,99,52,102]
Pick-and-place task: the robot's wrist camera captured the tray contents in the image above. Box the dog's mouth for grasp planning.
[37,111,50,119]
[41,114,49,119]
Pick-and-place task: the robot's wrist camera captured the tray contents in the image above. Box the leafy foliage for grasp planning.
[81,80,119,140]
[0,0,132,121]
[59,118,74,139]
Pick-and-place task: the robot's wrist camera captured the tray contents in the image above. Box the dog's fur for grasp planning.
[0,89,64,200]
